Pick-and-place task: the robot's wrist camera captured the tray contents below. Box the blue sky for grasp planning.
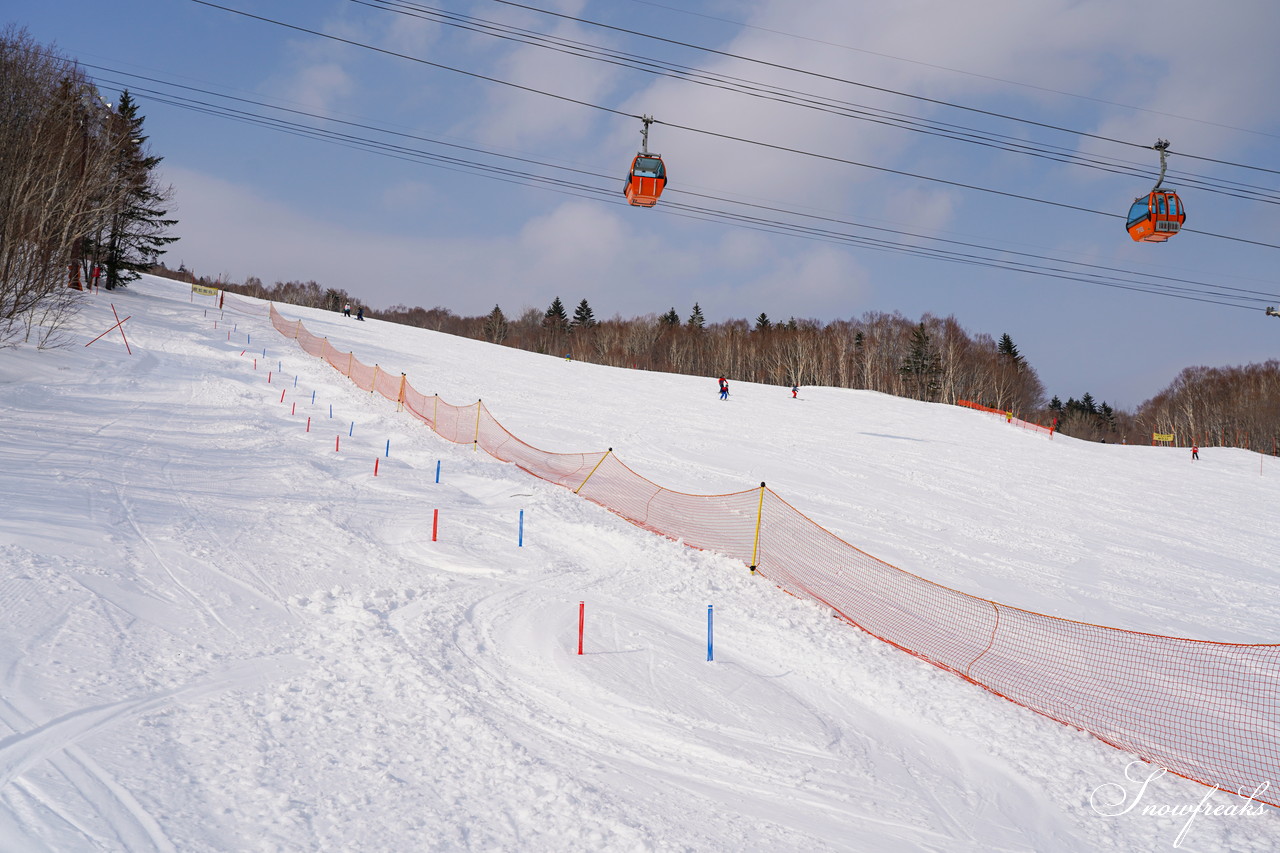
[10,0,1280,408]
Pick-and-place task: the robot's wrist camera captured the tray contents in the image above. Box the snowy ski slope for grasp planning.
[1,275,1277,852]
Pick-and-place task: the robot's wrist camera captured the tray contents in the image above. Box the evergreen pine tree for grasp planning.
[900,322,942,401]
[1080,392,1098,414]
[687,303,705,329]
[571,298,596,329]
[96,91,178,289]
[483,304,508,343]
[543,296,568,328]
[997,333,1024,370]
[659,307,680,326]
[754,312,772,330]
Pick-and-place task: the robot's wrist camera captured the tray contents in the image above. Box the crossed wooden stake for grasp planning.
[85,304,132,355]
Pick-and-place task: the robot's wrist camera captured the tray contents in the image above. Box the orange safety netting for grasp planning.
[959,399,1056,437]
[220,292,271,317]
[270,305,1279,805]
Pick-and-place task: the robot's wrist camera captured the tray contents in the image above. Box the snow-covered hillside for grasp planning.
[1,275,1276,852]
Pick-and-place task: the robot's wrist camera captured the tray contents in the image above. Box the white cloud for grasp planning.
[273,62,356,115]
[160,165,874,324]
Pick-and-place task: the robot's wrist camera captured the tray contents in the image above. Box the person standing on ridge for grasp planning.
[343,302,351,317]
[356,306,364,321]
[719,380,729,401]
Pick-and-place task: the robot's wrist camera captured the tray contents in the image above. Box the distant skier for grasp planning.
[343,302,351,317]
[1192,444,1199,461]
[791,384,799,398]
[719,380,729,401]
[356,306,364,321]
[718,375,727,393]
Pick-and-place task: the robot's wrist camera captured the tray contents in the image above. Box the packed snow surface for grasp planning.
[1,276,1277,852]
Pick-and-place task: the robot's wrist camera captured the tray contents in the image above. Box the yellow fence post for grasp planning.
[371,364,379,394]
[397,373,407,412]
[347,352,354,378]
[294,319,302,339]
[574,448,613,494]
[474,399,482,451]
[433,394,438,430]
[750,482,766,574]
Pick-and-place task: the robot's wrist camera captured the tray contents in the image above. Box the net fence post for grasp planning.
[575,448,613,494]
[750,482,765,574]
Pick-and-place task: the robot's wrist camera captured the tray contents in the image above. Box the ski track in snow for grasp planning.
[0,277,1277,852]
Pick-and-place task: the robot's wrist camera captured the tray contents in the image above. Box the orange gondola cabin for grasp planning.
[624,153,666,207]
[1126,139,1185,243]
[1126,190,1185,242]
[624,115,666,208]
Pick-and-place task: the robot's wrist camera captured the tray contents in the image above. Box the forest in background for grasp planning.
[152,264,1280,454]
[1,27,175,348]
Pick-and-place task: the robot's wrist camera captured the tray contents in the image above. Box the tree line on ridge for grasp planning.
[154,267,1280,454]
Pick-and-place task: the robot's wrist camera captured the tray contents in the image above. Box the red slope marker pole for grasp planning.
[111,305,131,355]
[84,308,133,354]
[577,601,585,655]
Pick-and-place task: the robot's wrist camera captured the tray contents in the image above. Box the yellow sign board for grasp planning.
[191,284,219,297]
[1152,432,1175,442]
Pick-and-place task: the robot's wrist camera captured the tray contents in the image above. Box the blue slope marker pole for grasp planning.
[707,605,714,661]
[435,460,441,483]
[385,439,390,458]
[329,404,333,418]
[349,421,354,437]
[311,390,316,404]
[518,510,524,547]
